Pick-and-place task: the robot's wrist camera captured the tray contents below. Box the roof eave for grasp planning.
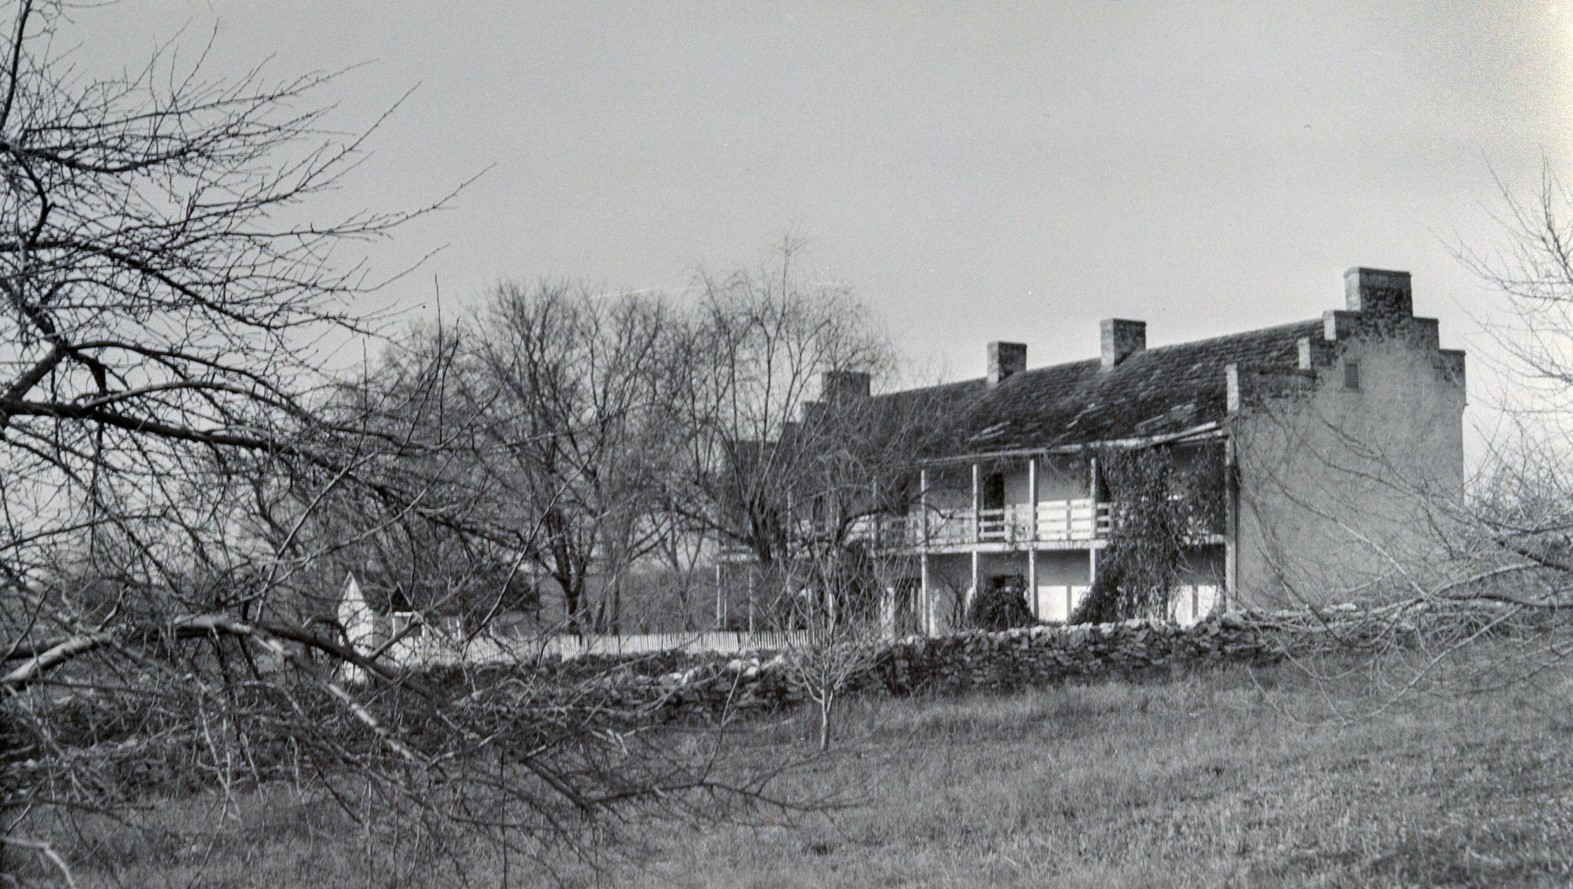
[915,421,1226,467]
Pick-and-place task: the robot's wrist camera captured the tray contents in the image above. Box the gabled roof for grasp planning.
[890,319,1324,460]
[341,566,539,617]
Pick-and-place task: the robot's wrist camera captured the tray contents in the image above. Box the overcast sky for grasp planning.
[74,2,1573,456]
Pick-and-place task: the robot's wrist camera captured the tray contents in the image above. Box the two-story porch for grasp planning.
[858,449,1225,633]
[918,455,1105,629]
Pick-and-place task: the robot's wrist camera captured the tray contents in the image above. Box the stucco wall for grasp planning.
[923,465,971,510]
[1003,463,1030,504]
[1054,455,1095,502]
[922,457,1092,512]
[1232,334,1465,608]
[995,456,1089,505]
[922,552,971,633]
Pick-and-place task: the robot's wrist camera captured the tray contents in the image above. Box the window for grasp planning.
[390,612,423,639]
[1342,358,1361,390]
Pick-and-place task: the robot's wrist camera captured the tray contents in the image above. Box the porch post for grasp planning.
[1027,548,1038,620]
[919,468,930,634]
[871,478,881,549]
[1027,456,1039,619]
[971,462,981,543]
[1224,436,1239,609]
[1085,547,1098,618]
[1028,456,1039,541]
[969,548,980,621]
[786,491,795,545]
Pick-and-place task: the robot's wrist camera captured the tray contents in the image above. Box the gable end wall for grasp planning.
[1231,327,1465,607]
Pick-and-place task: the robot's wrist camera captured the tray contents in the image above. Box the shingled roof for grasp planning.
[887,319,1324,460]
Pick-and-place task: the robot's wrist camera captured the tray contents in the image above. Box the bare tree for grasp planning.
[1388,164,1573,678]
[665,243,891,566]
[465,281,685,632]
[661,242,946,634]
[0,6,770,883]
[633,244,952,747]
[769,541,892,751]
[1455,165,1573,591]
[270,322,542,633]
[0,0,502,875]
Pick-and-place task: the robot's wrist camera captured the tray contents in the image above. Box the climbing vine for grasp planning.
[966,574,1035,631]
[1071,443,1226,624]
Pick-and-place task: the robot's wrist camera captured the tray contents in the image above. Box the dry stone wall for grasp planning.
[407,604,1491,725]
[874,613,1283,696]
[566,612,1303,720]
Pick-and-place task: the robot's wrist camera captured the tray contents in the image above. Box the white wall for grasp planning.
[337,574,382,655]
[994,456,1089,507]
[1234,335,1466,607]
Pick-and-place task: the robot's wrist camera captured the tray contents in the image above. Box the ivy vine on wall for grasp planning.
[1071,443,1227,624]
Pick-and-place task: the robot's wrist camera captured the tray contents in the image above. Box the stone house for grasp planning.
[846,267,1466,633]
[339,267,1467,647]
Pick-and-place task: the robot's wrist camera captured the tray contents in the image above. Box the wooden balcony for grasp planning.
[849,499,1112,551]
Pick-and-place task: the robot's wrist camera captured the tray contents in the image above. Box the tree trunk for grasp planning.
[561,575,583,634]
[610,576,622,635]
[817,690,834,751]
[1,704,13,876]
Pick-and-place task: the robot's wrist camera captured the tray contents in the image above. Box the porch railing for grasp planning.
[848,499,1112,548]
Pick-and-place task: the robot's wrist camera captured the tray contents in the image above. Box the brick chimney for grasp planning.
[988,341,1026,386]
[820,370,870,403]
[1100,319,1146,368]
[1344,267,1412,323]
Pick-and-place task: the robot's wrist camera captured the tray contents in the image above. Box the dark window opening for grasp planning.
[1343,359,1361,390]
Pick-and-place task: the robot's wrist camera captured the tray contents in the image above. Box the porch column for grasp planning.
[786,491,795,545]
[1027,548,1038,620]
[1224,437,1239,609]
[919,468,930,634]
[1085,547,1098,617]
[871,478,881,549]
[969,548,980,620]
[1027,456,1039,618]
[1089,454,1105,545]
[1028,456,1039,540]
[715,562,724,629]
[971,462,981,543]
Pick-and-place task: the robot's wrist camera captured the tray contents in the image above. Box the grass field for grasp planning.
[54,642,1573,888]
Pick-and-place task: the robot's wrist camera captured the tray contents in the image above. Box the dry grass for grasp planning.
[48,641,1573,888]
